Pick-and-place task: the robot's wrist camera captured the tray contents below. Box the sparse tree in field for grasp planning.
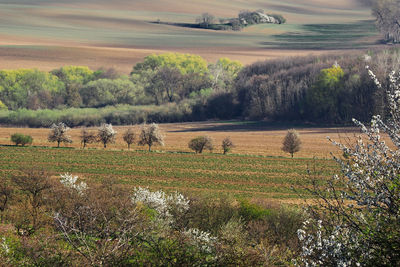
[188,136,214,154]
[11,133,33,146]
[221,137,235,155]
[123,128,136,150]
[97,123,116,149]
[282,129,301,158]
[48,122,72,148]
[80,128,97,149]
[138,123,164,152]
[196,12,216,28]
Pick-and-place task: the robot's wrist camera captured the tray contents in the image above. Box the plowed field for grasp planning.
[0,122,356,203]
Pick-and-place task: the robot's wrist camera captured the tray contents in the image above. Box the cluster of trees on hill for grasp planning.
[0,49,399,127]
[196,10,285,31]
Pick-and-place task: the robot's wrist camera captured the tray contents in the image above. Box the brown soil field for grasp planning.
[0,43,333,74]
[0,0,378,74]
[0,121,359,158]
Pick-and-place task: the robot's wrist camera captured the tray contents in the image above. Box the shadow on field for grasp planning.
[169,121,360,133]
[261,20,378,50]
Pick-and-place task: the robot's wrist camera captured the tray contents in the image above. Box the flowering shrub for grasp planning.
[48,122,72,147]
[97,123,116,148]
[137,123,164,151]
[132,187,189,225]
[59,173,87,195]
[297,68,400,266]
[183,228,217,254]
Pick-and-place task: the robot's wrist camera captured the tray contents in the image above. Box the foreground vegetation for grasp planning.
[0,169,307,266]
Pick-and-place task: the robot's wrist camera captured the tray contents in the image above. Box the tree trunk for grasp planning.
[57,141,60,148]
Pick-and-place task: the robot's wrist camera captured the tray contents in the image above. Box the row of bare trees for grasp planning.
[47,122,302,156]
[43,122,304,157]
[48,122,164,151]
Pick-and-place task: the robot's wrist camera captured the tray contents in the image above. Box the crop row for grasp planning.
[0,146,339,201]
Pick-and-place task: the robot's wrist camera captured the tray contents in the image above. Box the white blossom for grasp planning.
[60,173,87,195]
[132,187,189,225]
[0,237,9,255]
[297,68,400,266]
[183,228,217,254]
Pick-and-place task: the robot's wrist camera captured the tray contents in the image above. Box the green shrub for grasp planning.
[10,133,33,146]
[188,136,214,153]
[239,199,271,221]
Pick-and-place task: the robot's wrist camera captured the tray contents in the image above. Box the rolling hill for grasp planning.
[0,0,379,73]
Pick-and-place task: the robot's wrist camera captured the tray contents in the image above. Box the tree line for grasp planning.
[1,49,399,127]
[11,122,303,157]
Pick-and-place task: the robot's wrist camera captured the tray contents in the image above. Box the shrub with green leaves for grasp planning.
[188,136,213,153]
[10,133,33,146]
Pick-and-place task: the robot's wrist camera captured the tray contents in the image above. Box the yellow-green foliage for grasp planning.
[215,57,243,77]
[51,66,94,85]
[318,64,344,88]
[0,69,63,93]
[133,53,209,75]
[0,69,64,110]
[0,99,7,110]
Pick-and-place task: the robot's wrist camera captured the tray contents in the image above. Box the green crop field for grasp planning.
[0,145,338,203]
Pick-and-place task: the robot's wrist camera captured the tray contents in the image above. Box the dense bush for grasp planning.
[10,133,32,146]
[0,170,304,266]
[188,136,214,153]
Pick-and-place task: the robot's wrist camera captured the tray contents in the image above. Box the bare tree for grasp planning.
[188,136,214,154]
[123,128,136,150]
[138,123,164,152]
[0,182,11,216]
[221,137,235,155]
[12,169,52,234]
[48,122,72,148]
[372,0,400,43]
[196,12,216,28]
[53,181,146,266]
[153,67,183,103]
[282,129,301,158]
[97,123,117,149]
[80,128,96,149]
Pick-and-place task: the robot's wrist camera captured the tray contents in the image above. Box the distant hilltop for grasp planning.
[237,10,285,25]
[156,10,286,31]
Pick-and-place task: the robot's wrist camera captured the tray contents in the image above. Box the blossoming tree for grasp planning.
[297,67,400,266]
